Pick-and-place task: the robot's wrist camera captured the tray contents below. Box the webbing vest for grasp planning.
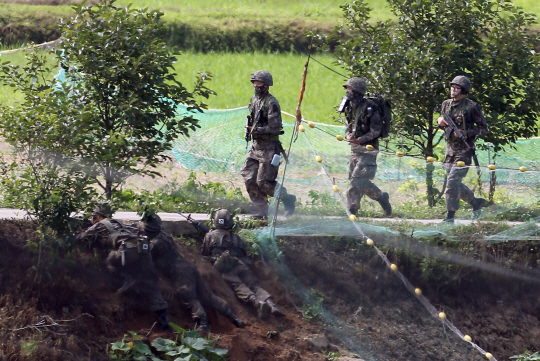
[249,94,281,142]
[348,98,375,138]
[100,219,149,254]
[209,231,244,258]
[442,99,472,132]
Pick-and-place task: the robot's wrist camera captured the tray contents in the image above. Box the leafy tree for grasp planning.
[320,0,540,205]
[56,0,214,199]
[0,0,213,236]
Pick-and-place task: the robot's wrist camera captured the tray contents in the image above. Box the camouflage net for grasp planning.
[172,104,540,361]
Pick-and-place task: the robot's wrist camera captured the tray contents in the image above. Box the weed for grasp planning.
[510,351,540,361]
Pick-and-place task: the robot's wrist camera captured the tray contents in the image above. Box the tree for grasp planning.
[56,0,214,199]
[321,0,540,205]
[0,0,213,237]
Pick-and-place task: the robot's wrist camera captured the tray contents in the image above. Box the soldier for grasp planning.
[341,77,392,217]
[437,75,488,222]
[136,215,245,333]
[76,204,170,331]
[191,209,285,320]
[241,70,296,218]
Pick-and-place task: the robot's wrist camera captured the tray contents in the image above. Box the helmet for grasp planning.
[144,214,162,234]
[343,77,367,95]
[250,70,273,86]
[213,209,234,230]
[450,75,471,94]
[92,202,113,219]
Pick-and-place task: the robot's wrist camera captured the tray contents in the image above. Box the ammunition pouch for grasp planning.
[137,237,150,254]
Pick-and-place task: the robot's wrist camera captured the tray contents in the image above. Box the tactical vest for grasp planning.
[442,99,473,132]
[100,219,149,254]
[249,93,282,142]
[207,231,245,258]
[346,98,378,139]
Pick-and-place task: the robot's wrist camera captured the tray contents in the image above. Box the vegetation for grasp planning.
[320,0,540,205]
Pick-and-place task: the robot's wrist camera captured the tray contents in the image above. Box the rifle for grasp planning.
[245,109,262,148]
[175,211,211,233]
[441,111,472,150]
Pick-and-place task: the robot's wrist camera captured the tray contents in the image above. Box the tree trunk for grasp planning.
[425,113,435,207]
[105,164,113,200]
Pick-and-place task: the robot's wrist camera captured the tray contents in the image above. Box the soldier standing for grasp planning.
[437,75,488,222]
[241,70,296,218]
[192,209,285,320]
[341,77,392,217]
[76,204,170,331]
[136,215,245,333]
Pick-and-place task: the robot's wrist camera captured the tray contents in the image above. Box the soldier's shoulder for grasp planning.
[464,98,479,107]
[267,94,281,113]
[442,99,452,106]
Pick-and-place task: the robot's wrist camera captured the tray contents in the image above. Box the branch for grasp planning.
[9,313,94,333]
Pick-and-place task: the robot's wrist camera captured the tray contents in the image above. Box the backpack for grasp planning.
[338,93,392,139]
[368,93,392,139]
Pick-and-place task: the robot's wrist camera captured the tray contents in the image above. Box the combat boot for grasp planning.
[265,298,285,317]
[155,309,170,331]
[224,308,245,328]
[282,194,296,217]
[377,192,392,217]
[195,318,210,333]
[442,211,455,224]
[470,197,486,220]
[248,295,270,320]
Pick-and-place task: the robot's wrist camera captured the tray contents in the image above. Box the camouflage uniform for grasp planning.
[136,216,244,331]
[77,218,168,313]
[441,75,488,214]
[342,78,391,216]
[241,70,295,217]
[197,209,284,319]
[440,98,488,212]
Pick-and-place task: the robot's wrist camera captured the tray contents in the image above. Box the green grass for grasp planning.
[173,52,345,123]
[0,51,347,123]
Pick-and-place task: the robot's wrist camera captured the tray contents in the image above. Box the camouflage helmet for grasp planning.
[343,77,367,95]
[92,202,113,219]
[450,75,471,94]
[144,214,162,234]
[213,209,234,230]
[250,70,273,86]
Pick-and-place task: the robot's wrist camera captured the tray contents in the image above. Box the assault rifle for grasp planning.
[176,211,211,233]
[441,111,472,150]
[245,109,262,148]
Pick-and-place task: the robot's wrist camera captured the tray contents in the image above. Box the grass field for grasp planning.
[0,50,347,123]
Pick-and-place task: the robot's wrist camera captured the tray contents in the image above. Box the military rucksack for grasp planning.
[367,93,392,139]
[338,93,392,139]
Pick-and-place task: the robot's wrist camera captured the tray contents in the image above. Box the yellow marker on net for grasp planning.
[426,156,435,163]
[332,185,339,192]
[519,166,527,172]
[308,121,315,128]
[488,164,496,170]
[457,161,465,167]
[298,124,305,132]
[396,151,404,157]
[464,335,472,342]
[336,135,344,141]
[414,288,422,295]
[485,353,493,359]
[349,214,357,221]
[315,155,322,163]
[390,264,397,271]
[366,144,374,151]
[366,238,374,246]
[439,312,446,319]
